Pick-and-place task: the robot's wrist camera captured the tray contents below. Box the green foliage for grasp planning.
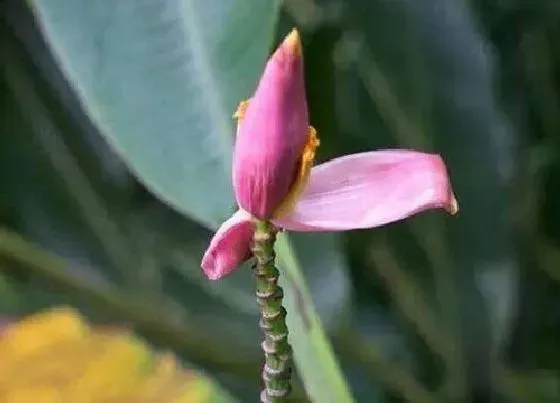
[28,0,281,229]
[24,1,355,401]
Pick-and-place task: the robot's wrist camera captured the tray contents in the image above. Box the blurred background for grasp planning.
[1,0,559,402]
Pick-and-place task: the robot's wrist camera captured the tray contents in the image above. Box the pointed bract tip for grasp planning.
[282,28,302,57]
[448,195,459,215]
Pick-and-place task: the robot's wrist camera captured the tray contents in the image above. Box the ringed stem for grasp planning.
[251,219,293,403]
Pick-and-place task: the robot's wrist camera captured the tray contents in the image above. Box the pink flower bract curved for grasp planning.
[201,210,253,280]
[274,150,457,231]
[201,150,457,280]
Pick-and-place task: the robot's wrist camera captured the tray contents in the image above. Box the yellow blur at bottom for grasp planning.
[0,308,213,403]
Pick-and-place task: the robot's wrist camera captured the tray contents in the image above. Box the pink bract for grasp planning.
[201,210,253,280]
[232,30,309,219]
[202,150,457,280]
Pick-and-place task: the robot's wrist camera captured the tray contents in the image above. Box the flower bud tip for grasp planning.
[448,196,459,215]
[282,28,302,57]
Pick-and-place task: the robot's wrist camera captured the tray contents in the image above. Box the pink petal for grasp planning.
[201,210,254,280]
[233,29,309,219]
[274,150,457,231]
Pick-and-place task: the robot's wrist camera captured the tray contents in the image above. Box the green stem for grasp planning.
[251,220,293,402]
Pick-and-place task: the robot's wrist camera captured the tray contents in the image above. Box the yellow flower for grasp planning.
[0,307,230,403]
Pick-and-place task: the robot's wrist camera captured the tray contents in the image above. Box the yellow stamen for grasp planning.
[233,99,250,120]
[273,126,320,218]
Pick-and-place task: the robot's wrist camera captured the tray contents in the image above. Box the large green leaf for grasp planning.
[30,1,355,401]
[29,0,280,229]
[1,40,263,367]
